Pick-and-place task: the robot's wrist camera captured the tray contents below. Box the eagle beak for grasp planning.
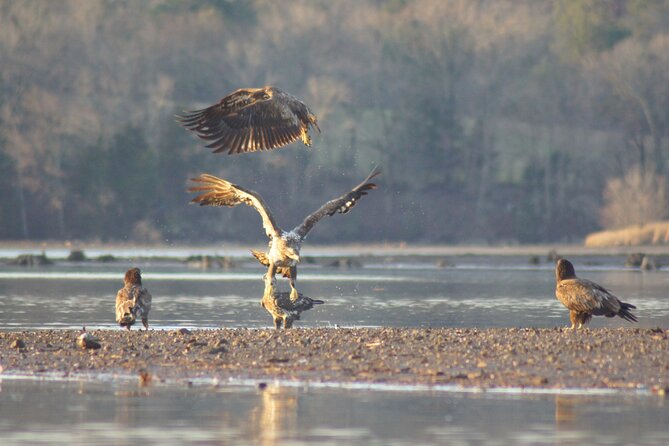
[309,114,320,133]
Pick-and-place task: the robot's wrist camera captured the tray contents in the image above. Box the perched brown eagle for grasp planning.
[189,166,380,301]
[555,259,637,329]
[176,86,319,155]
[261,284,324,329]
[115,267,152,330]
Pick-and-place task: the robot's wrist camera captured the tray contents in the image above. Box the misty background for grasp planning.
[1,0,668,245]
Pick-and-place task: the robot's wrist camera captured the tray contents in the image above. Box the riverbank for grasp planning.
[2,328,667,392]
[6,241,669,258]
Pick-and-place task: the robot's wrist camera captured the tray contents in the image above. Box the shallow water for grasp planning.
[1,255,668,445]
[0,258,668,330]
[0,378,667,446]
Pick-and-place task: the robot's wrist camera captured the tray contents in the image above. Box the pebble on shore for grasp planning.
[1,328,667,392]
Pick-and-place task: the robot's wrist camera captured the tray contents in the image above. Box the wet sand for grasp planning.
[2,328,667,392]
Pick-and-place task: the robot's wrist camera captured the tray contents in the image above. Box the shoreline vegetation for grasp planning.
[3,2,669,247]
[585,222,669,248]
[5,241,669,259]
[1,328,667,394]
[2,243,669,273]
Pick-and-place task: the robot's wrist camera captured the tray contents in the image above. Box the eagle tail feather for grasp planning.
[618,302,638,323]
[251,250,269,266]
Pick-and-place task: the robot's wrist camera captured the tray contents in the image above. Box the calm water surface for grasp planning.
[1,254,668,445]
[0,378,667,446]
[0,257,668,329]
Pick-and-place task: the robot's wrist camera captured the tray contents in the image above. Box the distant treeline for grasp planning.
[1,0,668,244]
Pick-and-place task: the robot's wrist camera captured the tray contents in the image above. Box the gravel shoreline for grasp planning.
[2,328,667,392]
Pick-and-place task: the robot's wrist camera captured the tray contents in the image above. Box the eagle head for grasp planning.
[286,248,300,262]
[125,267,142,286]
[278,233,301,263]
[257,86,277,101]
[555,258,575,281]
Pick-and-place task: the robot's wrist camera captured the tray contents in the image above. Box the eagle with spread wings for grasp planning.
[176,86,320,155]
[555,258,637,329]
[188,166,380,301]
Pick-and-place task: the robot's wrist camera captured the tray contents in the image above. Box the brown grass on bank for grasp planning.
[585,221,669,247]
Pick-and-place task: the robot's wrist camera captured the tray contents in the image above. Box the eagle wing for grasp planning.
[274,292,325,313]
[292,166,380,239]
[189,174,281,239]
[176,88,319,155]
[131,286,152,320]
[115,287,134,323]
[556,278,621,315]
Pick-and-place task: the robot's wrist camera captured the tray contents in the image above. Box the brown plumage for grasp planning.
[176,86,319,155]
[261,284,324,329]
[189,166,380,301]
[251,250,291,278]
[555,259,637,329]
[115,268,152,330]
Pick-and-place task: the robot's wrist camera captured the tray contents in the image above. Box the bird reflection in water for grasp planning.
[250,384,299,446]
[112,370,153,425]
[555,395,578,428]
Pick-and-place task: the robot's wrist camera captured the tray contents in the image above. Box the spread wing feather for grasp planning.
[189,174,281,238]
[176,88,318,155]
[292,166,380,239]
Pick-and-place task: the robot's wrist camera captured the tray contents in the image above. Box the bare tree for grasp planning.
[601,166,669,229]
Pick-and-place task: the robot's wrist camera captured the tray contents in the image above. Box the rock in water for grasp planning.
[625,253,645,267]
[640,255,657,271]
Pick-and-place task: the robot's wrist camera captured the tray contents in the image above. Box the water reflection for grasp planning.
[552,394,669,446]
[249,384,298,445]
[555,395,578,427]
[0,379,667,445]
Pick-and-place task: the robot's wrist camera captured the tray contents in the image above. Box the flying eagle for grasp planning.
[189,166,380,300]
[261,285,324,329]
[555,259,637,329]
[176,86,320,155]
[115,267,152,330]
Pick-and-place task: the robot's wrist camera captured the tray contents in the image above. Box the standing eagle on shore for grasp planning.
[261,287,325,330]
[175,86,320,155]
[555,258,637,329]
[188,166,380,301]
[115,268,152,330]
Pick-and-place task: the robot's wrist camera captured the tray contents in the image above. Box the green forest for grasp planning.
[1,0,668,244]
